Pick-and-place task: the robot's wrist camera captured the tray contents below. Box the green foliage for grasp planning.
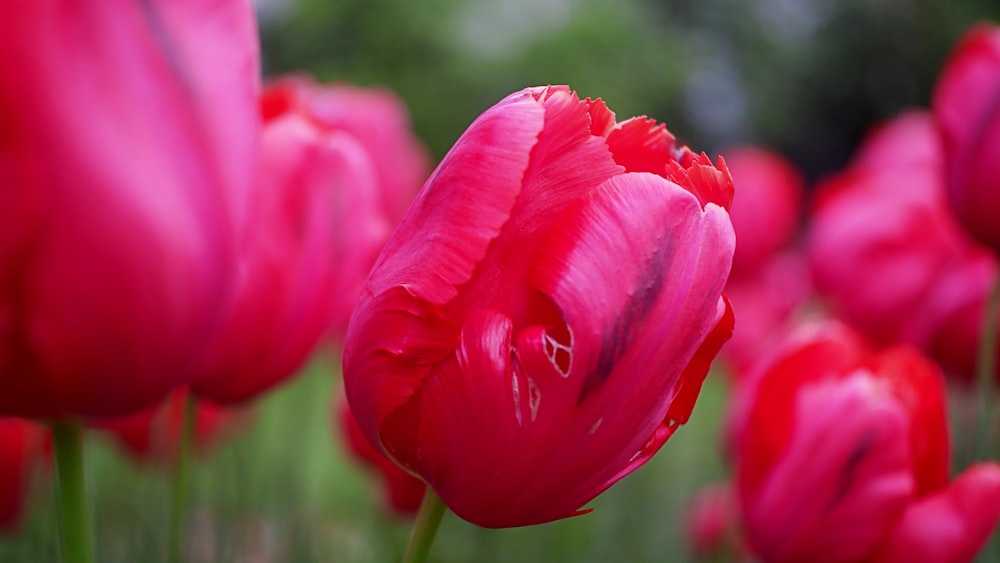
[260,0,1000,180]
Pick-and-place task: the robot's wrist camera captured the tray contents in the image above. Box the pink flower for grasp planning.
[343,85,735,528]
[733,322,1000,563]
[725,147,805,277]
[0,419,47,533]
[806,111,1000,381]
[336,398,425,516]
[685,483,748,561]
[259,76,431,336]
[0,0,260,417]
[933,23,1000,253]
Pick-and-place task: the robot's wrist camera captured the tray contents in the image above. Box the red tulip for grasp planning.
[733,322,1000,563]
[725,147,804,277]
[336,398,425,516]
[933,23,1000,253]
[190,81,349,404]
[258,76,431,336]
[96,390,236,465]
[0,0,260,418]
[685,483,748,561]
[343,85,735,528]
[807,113,987,345]
[0,419,47,533]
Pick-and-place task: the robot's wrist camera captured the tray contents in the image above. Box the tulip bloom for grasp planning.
[720,146,809,379]
[344,85,735,528]
[933,23,1000,253]
[0,419,46,533]
[336,399,426,516]
[0,0,259,418]
[806,111,999,381]
[733,322,1000,562]
[725,147,804,277]
[258,76,430,336]
[685,483,747,561]
[96,390,235,466]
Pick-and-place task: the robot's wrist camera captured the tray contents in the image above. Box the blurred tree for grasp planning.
[260,0,1000,182]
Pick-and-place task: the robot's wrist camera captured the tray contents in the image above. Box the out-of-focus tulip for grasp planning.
[0,419,46,532]
[344,85,735,528]
[336,399,425,516]
[733,322,1000,563]
[725,147,804,277]
[190,77,429,404]
[685,483,747,561]
[96,390,236,466]
[719,146,810,380]
[933,23,1000,254]
[806,111,999,382]
[0,0,260,418]
[258,76,431,336]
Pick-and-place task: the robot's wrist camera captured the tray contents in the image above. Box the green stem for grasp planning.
[52,420,95,563]
[168,394,197,563]
[402,488,447,563]
[976,274,1000,461]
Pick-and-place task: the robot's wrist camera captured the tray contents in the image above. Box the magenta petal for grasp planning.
[0,0,259,417]
[363,90,545,307]
[411,309,530,525]
[532,172,733,406]
[343,285,460,451]
[872,462,1000,563]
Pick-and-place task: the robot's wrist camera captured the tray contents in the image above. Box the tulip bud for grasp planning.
[343,85,735,528]
[933,23,1000,254]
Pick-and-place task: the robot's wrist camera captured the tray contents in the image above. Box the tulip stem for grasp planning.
[402,488,447,563]
[52,420,95,563]
[168,394,197,563]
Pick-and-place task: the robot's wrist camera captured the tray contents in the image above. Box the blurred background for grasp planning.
[258,0,999,183]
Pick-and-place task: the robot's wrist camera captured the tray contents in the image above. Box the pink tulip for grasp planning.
[0,419,47,533]
[734,322,1000,563]
[933,23,1000,254]
[806,111,1000,381]
[259,76,431,336]
[344,85,735,528]
[685,483,748,561]
[725,147,805,277]
[190,83,343,404]
[0,0,259,418]
[336,398,426,516]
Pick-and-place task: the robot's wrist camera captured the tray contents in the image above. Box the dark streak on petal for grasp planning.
[577,232,673,404]
[826,428,877,513]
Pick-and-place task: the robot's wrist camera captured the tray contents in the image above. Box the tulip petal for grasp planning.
[448,86,623,321]
[343,285,460,451]
[363,90,545,306]
[871,462,1000,563]
[531,172,733,408]
[605,117,678,175]
[0,0,259,417]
